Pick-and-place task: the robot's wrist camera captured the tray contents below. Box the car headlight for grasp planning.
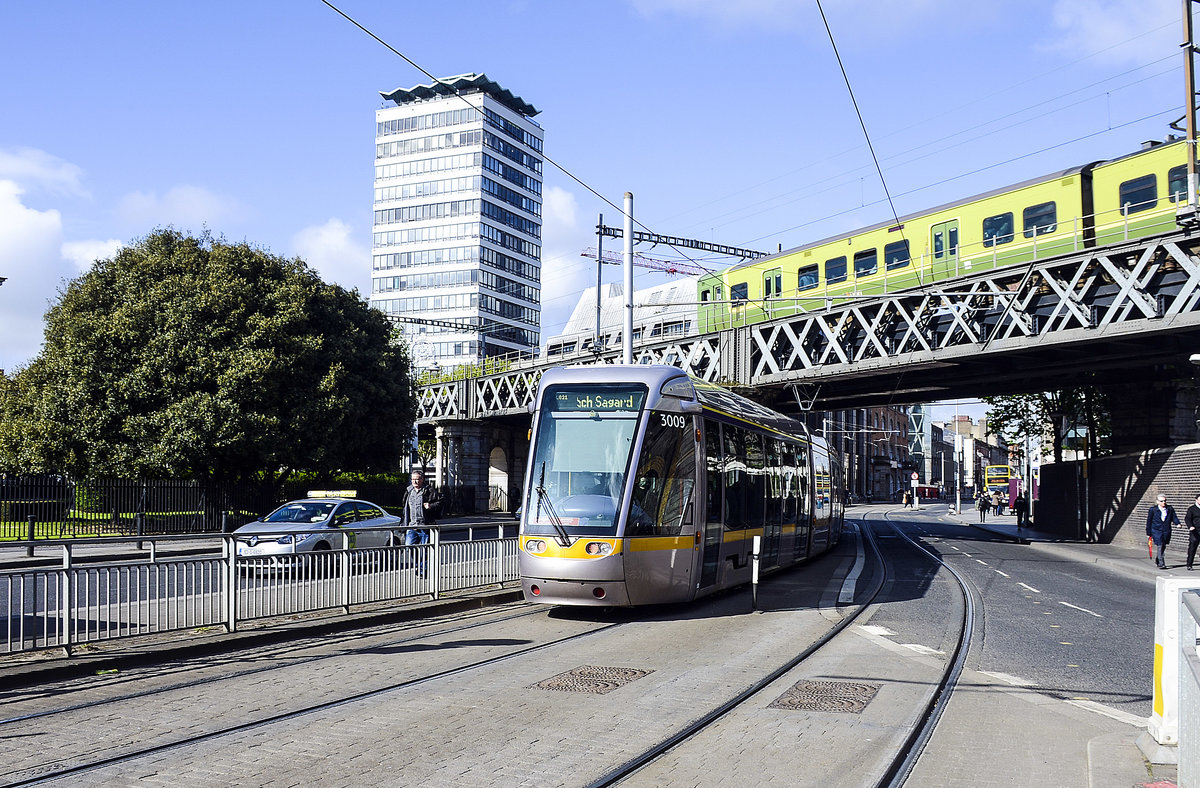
[277,534,294,545]
[525,539,546,553]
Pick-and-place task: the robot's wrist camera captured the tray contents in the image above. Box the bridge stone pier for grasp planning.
[426,419,529,516]
[1104,380,1199,454]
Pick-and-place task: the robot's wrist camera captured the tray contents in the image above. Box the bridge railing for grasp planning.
[1,526,519,656]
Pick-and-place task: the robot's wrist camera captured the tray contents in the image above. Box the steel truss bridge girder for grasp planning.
[414,232,1200,422]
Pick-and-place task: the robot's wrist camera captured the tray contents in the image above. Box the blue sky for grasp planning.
[0,0,1183,424]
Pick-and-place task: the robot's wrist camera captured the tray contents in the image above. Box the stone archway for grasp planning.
[488,446,509,512]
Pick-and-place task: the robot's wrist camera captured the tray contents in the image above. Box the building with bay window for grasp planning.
[371,74,543,368]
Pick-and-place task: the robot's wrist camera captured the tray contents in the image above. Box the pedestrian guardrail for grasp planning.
[1,524,519,656]
[1181,590,1199,787]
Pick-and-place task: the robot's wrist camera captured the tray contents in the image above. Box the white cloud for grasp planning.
[116,185,243,234]
[1044,0,1177,64]
[0,147,87,197]
[0,181,76,373]
[290,218,370,294]
[538,186,597,342]
[61,238,123,274]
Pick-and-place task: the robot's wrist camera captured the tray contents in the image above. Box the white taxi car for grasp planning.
[234,497,402,560]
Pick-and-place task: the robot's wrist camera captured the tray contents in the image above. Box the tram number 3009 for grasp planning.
[659,413,688,429]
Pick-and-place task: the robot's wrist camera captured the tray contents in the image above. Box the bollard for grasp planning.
[136,512,145,550]
[221,511,229,533]
[26,515,35,558]
[751,535,761,612]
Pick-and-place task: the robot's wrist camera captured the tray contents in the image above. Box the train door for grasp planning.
[930,220,959,277]
[762,267,781,319]
[699,420,724,589]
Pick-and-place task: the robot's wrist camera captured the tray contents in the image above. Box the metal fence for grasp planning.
[0,476,481,539]
[2,524,519,655]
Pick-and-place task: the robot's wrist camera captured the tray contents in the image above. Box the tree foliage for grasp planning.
[982,387,1110,463]
[0,229,415,482]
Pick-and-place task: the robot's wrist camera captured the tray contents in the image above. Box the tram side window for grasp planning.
[766,439,784,528]
[884,240,910,270]
[853,249,877,278]
[1119,174,1157,215]
[743,431,766,530]
[705,421,723,526]
[797,264,819,291]
[723,426,747,530]
[983,213,1014,247]
[1023,202,1057,238]
[628,411,697,536]
[825,256,847,285]
[1169,165,1188,202]
[780,442,798,525]
[730,282,749,304]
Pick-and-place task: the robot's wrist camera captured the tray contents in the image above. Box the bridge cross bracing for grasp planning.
[414,230,1200,422]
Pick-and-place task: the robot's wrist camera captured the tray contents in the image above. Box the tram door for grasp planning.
[931,220,960,277]
[699,420,724,589]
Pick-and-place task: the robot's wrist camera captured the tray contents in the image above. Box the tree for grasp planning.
[0,229,416,482]
[982,387,1110,464]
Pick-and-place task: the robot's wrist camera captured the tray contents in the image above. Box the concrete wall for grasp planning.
[1038,443,1200,563]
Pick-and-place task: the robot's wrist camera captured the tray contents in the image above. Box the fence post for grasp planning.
[497,522,505,585]
[224,536,238,633]
[60,543,73,656]
[136,511,145,550]
[340,531,351,613]
[26,515,35,558]
[431,527,440,601]
[221,511,229,533]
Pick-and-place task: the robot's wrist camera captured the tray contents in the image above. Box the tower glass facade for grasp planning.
[371,74,543,368]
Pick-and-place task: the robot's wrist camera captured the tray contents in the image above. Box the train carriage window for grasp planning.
[983,213,1014,247]
[825,256,847,284]
[1169,165,1188,202]
[722,427,747,530]
[853,249,877,277]
[700,289,710,302]
[1119,174,1157,215]
[1022,202,1057,238]
[743,431,766,529]
[730,282,749,304]
[884,240,911,270]
[797,264,819,291]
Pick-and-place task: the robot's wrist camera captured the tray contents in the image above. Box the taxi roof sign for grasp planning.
[307,490,357,498]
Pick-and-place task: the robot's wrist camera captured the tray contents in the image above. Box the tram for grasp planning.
[518,365,844,606]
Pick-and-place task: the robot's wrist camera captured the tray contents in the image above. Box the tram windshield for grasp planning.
[524,384,647,538]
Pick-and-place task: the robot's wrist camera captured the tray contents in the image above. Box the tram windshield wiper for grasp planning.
[535,462,572,547]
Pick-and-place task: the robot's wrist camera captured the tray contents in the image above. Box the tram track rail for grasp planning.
[1,605,633,787]
[588,509,976,788]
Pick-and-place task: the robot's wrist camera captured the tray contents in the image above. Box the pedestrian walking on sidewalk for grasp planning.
[1013,492,1029,529]
[1186,493,1200,571]
[975,491,990,523]
[401,469,442,577]
[1146,494,1179,570]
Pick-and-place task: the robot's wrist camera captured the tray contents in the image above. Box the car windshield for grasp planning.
[262,501,338,524]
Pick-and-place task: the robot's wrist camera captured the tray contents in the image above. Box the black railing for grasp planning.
[1,475,483,540]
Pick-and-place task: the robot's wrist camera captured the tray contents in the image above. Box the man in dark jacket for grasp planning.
[1146,494,1180,569]
[1185,493,1200,571]
[401,470,442,576]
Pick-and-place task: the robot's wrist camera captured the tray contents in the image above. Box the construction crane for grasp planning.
[580,248,708,277]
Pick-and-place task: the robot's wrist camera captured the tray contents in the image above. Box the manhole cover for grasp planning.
[530,665,652,694]
[768,679,880,713]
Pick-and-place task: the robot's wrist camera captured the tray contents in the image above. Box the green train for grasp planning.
[697,137,1194,332]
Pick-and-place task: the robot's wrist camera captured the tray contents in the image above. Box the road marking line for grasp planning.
[979,671,1036,687]
[1064,699,1147,728]
[860,625,897,637]
[1018,582,1041,593]
[994,570,1010,577]
[976,559,988,565]
[901,643,945,656]
[1058,601,1103,618]
[838,522,865,604]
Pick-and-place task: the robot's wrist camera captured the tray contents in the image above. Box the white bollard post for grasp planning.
[1147,576,1200,758]
[751,535,761,611]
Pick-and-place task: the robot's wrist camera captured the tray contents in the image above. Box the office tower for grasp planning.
[371,74,543,368]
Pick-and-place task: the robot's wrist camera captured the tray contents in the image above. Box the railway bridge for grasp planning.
[416,228,1200,513]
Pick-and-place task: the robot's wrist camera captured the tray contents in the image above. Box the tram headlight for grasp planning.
[584,541,613,556]
[525,539,547,554]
